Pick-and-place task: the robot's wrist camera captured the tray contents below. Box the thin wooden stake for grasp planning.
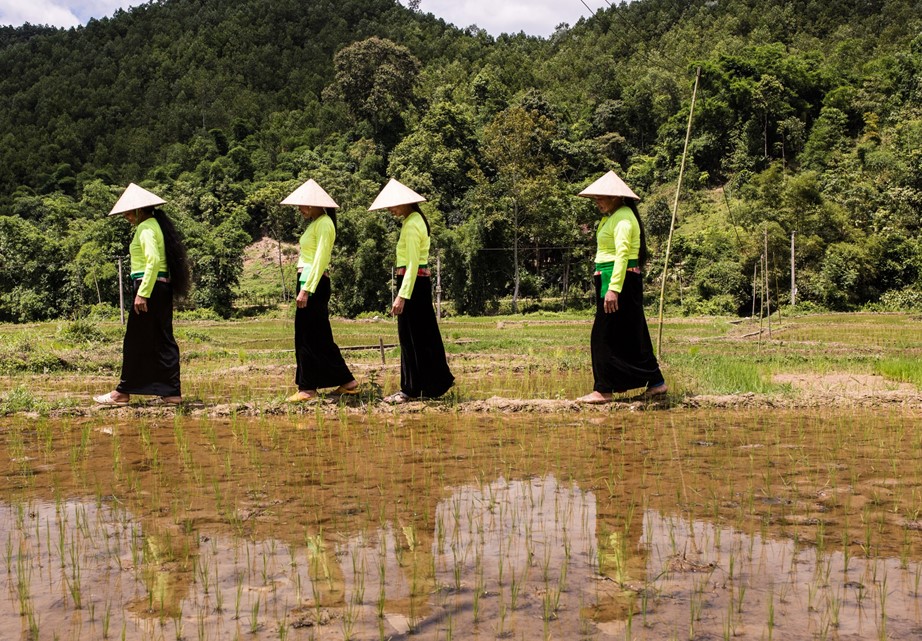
[379,337,386,365]
[773,252,782,321]
[436,252,442,319]
[277,238,288,302]
[790,231,796,307]
[117,256,125,325]
[751,262,757,318]
[657,66,701,356]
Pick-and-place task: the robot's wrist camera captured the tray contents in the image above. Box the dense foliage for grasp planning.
[1,0,920,321]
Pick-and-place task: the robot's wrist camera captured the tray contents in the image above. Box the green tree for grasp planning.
[323,37,421,150]
[387,102,480,219]
[0,216,60,321]
[481,105,563,313]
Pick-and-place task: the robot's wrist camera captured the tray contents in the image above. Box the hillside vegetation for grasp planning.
[1,0,920,320]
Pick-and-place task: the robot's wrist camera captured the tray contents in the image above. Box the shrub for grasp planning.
[873,287,922,312]
[56,318,106,344]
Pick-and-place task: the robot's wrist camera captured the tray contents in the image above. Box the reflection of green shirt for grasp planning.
[594,206,639,295]
[129,218,168,298]
[395,212,429,299]
[297,214,335,294]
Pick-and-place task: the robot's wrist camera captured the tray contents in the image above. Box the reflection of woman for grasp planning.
[94,183,190,405]
[369,179,454,403]
[282,179,358,402]
[576,171,667,403]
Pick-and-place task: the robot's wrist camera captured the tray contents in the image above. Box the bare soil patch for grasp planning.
[773,372,917,395]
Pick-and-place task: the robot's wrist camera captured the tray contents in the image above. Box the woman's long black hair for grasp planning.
[323,207,337,230]
[624,199,648,267]
[151,208,191,298]
[410,203,431,236]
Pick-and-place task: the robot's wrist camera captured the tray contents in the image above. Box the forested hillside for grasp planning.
[1,0,920,321]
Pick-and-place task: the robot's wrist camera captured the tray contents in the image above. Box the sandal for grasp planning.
[642,384,668,399]
[93,392,129,406]
[160,396,183,405]
[286,390,319,402]
[383,391,411,404]
[331,385,360,396]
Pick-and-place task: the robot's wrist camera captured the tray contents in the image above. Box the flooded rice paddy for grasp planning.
[2,410,922,640]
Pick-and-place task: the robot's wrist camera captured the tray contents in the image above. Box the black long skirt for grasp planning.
[590,272,664,394]
[294,275,354,390]
[397,276,454,398]
[116,280,181,397]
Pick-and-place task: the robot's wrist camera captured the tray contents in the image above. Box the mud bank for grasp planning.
[19,386,922,420]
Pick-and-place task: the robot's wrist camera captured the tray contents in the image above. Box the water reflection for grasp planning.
[3,477,922,639]
[637,510,922,640]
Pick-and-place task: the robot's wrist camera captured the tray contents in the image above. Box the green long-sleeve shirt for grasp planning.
[594,205,640,295]
[297,214,335,294]
[395,211,430,299]
[129,218,168,298]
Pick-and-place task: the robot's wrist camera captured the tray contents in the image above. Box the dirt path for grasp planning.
[21,380,921,420]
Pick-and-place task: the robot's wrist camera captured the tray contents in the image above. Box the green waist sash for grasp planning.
[130,271,169,280]
[594,259,639,299]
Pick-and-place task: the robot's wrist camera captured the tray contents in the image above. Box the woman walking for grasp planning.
[94,183,190,405]
[369,179,454,403]
[576,171,667,403]
[283,179,358,401]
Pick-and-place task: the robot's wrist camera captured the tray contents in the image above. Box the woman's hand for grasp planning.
[296,289,309,308]
[604,290,619,314]
[391,296,405,316]
[134,295,148,314]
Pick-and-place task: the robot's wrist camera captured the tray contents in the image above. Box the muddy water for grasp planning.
[1,410,921,640]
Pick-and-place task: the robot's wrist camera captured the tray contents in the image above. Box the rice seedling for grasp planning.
[766,586,775,641]
[172,604,184,640]
[735,579,747,614]
[102,600,112,638]
[509,565,521,611]
[249,594,261,634]
[234,574,244,620]
[196,610,207,641]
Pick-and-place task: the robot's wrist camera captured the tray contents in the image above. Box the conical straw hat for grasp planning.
[577,170,640,201]
[368,178,426,211]
[280,179,340,208]
[108,183,166,216]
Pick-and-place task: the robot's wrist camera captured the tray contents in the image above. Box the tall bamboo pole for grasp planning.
[657,67,701,356]
[759,253,764,349]
[764,229,772,338]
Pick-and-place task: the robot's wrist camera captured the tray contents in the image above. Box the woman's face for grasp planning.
[592,196,622,214]
[387,204,413,218]
[123,207,153,225]
[299,205,323,219]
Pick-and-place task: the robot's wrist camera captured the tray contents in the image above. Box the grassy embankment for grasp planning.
[1,310,921,414]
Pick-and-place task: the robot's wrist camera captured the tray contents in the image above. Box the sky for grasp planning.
[0,0,614,37]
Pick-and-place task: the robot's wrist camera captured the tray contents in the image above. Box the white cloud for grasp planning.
[69,1,138,22]
[1,0,612,37]
[415,0,612,37]
[0,0,135,28]
[0,0,80,27]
